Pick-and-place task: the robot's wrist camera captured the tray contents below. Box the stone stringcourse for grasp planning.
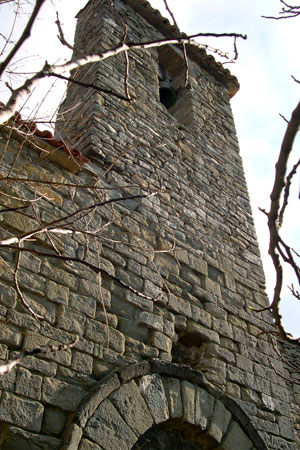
[0,0,299,448]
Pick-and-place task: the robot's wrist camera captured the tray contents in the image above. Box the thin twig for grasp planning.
[0,336,78,375]
[279,157,300,225]
[0,0,47,77]
[55,12,74,51]
[0,31,247,124]
[7,245,161,302]
[162,0,189,86]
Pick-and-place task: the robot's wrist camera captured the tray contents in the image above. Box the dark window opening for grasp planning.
[158,64,177,109]
[157,46,196,128]
[172,333,206,367]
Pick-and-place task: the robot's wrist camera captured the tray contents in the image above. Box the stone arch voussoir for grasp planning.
[61,361,268,450]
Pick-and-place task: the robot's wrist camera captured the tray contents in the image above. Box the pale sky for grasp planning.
[0,0,299,336]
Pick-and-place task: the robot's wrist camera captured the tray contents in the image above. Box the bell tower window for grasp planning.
[158,64,177,109]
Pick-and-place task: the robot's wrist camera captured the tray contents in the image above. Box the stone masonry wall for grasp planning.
[0,0,299,448]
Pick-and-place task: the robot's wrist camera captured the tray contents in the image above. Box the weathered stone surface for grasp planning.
[0,392,44,432]
[15,367,42,400]
[125,290,153,312]
[0,367,16,392]
[195,386,215,431]
[221,422,253,450]
[21,355,57,377]
[168,294,192,318]
[0,0,299,447]
[207,399,231,443]
[43,407,67,436]
[187,320,220,344]
[0,283,17,308]
[150,331,172,353]
[70,293,96,318]
[72,351,94,375]
[118,361,151,383]
[57,306,85,335]
[182,380,196,424]
[23,334,72,366]
[85,399,137,449]
[76,373,120,428]
[162,377,182,419]
[0,324,22,347]
[139,374,169,424]
[137,311,164,332]
[62,423,83,450]
[79,438,104,450]
[0,426,62,450]
[42,377,87,411]
[110,380,153,435]
[46,280,70,305]
[85,318,125,353]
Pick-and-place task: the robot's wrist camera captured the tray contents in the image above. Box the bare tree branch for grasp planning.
[55,11,74,51]
[262,0,300,19]
[0,336,78,375]
[162,0,189,86]
[0,0,46,77]
[266,101,300,341]
[279,157,300,225]
[0,31,247,124]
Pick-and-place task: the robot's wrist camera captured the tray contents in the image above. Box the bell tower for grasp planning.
[54,1,299,448]
[0,0,299,449]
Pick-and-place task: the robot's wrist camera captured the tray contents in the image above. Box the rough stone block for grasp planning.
[221,421,252,450]
[42,377,87,411]
[15,367,42,400]
[85,399,137,450]
[19,252,41,273]
[0,283,17,308]
[163,319,175,338]
[76,373,120,428]
[72,351,94,375]
[187,321,220,344]
[189,254,208,275]
[23,334,72,366]
[124,290,153,312]
[150,331,172,353]
[168,294,192,317]
[207,399,231,443]
[139,374,169,424]
[278,416,296,440]
[0,392,44,432]
[57,305,85,335]
[70,293,96,318]
[0,343,8,359]
[21,355,57,377]
[46,280,70,305]
[43,407,67,436]
[1,425,62,450]
[0,367,16,391]
[182,380,196,424]
[79,438,103,450]
[0,324,22,347]
[163,377,182,419]
[195,386,215,431]
[111,380,153,435]
[85,319,125,354]
[137,311,164,332]
[42,261,78,290]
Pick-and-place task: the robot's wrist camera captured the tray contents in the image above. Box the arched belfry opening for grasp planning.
[158,64,177,109]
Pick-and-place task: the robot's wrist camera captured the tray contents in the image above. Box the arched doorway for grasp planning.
[61,361,268,450]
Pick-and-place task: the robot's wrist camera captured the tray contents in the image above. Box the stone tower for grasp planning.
[0,0,299,449]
